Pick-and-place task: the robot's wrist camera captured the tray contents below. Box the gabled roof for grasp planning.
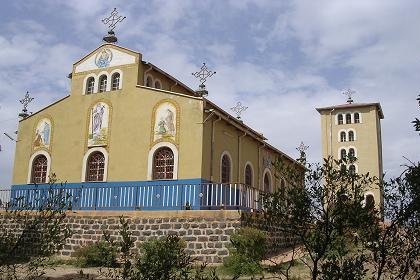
[72,43,141,67]
[316,102,384,119]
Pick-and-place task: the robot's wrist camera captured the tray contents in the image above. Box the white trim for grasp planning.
[336,113,344,125]
[262,168,272,192]
[338,146,347,159]
[82,73,97,95]
[97,71,110,92]
[27,150,52,184]
[81,147,109,182]
[110,69,123,90]
[348,129,356,141]
[243,161,254,187]
[348,146,357,158]
[147,142,179,180]
[338,129,347,142]
[220,151,233,183]
[353,111,362,123]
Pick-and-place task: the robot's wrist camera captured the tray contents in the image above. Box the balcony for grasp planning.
[0,183,262,211]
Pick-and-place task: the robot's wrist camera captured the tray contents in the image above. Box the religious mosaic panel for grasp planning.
[151,100,179,144]
[33,118,52,150]
[88,102,110,147]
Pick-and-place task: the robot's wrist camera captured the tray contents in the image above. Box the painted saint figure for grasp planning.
[165,109,175,135]
[92,104,105,137]
[42,122,50,145]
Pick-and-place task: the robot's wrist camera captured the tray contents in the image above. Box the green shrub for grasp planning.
[74,241,117,267]
[223,227,267,279]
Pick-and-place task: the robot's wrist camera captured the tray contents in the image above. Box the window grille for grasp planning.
[99,75,107,93]
[86,77,95,94]
[86,152,105,181]
[111,73,120,90]
[32,155,48,183]
[221,155,231,184]
[153,147,174,180]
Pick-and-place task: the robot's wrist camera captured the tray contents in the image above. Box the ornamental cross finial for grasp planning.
[230,102,248,120]
[19,91,34,116]
[192,63,216,85]
[296,141,309,162]
[342,88,356,104]
[102,8,126,31]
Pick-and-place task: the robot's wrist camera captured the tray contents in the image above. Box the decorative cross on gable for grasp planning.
[296,141,309,163]
[19,91,34,118]
[102,8,126,31]
[192,63,216,97]
[230,102,248,120]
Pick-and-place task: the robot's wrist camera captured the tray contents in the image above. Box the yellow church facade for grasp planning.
[11,44,302,211]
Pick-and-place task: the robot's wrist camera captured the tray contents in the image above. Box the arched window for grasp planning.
[99,75,107,93]
[346,113,352,124]
[365,194,375,209]
[86,152,105,182]
[31,155,48,184]
[349,148,355,159]
[354,113,360,123]
[221,154,231,184]
[245,164,253,186]
[86,77,95,94]
[349,164,356,175]
[155,80,161,89]
[340,149,347,160]
[340,164,346,173]
[338,114,343,125]
[264,173,271,193]
[111,73,120,90]
[146,76,153,87]
[153,147,174,180]
[340,131,346,142]
[348,131,355,141]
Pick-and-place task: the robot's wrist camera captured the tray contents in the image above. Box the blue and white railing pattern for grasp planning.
[0,183,261,211]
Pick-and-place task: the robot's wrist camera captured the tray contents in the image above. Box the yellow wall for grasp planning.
[13,45,204,184]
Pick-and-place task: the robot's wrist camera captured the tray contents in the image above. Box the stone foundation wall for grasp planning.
[0,210,297,264]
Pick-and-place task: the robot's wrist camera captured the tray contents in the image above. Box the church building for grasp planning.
[11,32,303,211]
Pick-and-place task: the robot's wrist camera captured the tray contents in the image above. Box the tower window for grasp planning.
[348,131,355,141]
[99,75,108,93]
[31,155,48,184]
[340,164,346,173]
[354,113,360,123]
[221,154,231,184]
[153,147,174,180]
[365,194,375,209]
[346,113,352,124]
[86,77,95,94]
[340,131,346,142]
[340,149,347,160]
[338,114,343,125]
[111,73,120,90]
[86,151,105,182]
[349,148,356,159]
[245,164,253,187]
[349,164,356,175]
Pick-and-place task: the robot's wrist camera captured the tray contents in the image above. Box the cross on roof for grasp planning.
[230,102,248,120]
[102,8,126,31]
[192,63,216,86]
[19,91,34,114]
[342,88,356,104]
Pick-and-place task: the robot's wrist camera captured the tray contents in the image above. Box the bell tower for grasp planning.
[316,90,384,212]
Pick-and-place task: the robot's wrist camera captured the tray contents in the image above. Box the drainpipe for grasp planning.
[210,116,222,182]
[238,132,247,182]
[329,108,335,157]
[144,63,153,85]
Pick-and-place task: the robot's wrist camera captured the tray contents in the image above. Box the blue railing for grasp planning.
[0,183,261,211]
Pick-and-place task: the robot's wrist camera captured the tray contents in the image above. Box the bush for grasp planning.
[74,241,117,267]
[223,227,267,279]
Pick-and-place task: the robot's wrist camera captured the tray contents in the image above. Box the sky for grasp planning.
[0,0,419,188]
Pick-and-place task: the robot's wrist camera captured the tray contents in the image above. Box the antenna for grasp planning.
[4,132,17,142]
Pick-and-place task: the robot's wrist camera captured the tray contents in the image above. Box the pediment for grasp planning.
[74,44,139,73]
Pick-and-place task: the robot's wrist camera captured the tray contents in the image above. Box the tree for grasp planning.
[0,174,72,280]
[412,95,420,133]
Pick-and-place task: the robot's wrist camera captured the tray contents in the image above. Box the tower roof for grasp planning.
[316,102,384,119]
